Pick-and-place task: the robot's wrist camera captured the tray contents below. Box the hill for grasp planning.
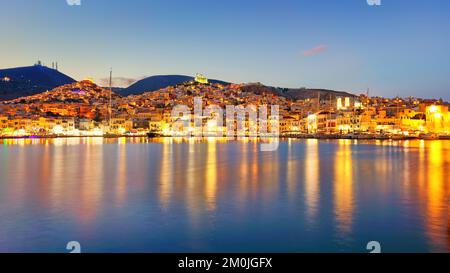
[119,75,356,100]
[118,75,229,96]
[7,80,120,104]
[0,65,76,101]
[281,88,356,100]
[240,83,356,100]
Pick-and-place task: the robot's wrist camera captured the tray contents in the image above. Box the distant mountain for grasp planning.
[0,65,76,101]
[111,87,125,94]
[282,88,356,100]
[241,83,356,100]
[118,75,229,96]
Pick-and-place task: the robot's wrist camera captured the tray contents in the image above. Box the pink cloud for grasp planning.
[302,45,329,57]
[99,76,144,87]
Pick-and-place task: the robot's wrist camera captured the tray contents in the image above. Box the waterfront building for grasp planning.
[280,116,301,134]
[110,118,133,134]
[149,116,165,133]
[336,111,352,133]
[398,109,426,133]
[78,118,94,131]
[426,105,449,133]
[307,111,337,133]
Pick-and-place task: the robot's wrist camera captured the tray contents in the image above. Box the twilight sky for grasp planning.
[0,0,449,99]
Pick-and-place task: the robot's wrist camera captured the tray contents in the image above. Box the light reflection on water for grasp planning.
[334,140,354,247]
[0,137,448,252]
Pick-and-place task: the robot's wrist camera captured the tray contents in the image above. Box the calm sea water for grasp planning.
[0,137,448,253]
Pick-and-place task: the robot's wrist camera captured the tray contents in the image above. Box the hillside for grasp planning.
[0,65,76,101]
[118,75,356,100]
[241,83,356,100]
[118,75,229,96]
[7,80,120,104]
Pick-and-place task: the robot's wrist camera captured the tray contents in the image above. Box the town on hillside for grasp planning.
[1,74,449,140]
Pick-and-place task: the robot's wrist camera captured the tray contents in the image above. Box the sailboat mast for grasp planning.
[317,92,320,112]
[109,68,112,128]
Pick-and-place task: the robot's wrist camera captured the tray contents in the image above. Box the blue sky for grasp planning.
[1,0,449,99]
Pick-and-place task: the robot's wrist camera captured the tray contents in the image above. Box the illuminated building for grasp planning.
[337,97,343,110]
[78,119,94,131]
[426,105,449,133]
[345,97,351,108]
[110,118,133,134]
[83,77,95,84]
[194,74,209,84]
[398,109,426,133]
[307,111,337,133]
[337,97,356,110]
[0,116,8,131]
[279,116,301,134]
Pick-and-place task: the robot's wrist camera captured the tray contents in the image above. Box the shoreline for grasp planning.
[1,134,450,141]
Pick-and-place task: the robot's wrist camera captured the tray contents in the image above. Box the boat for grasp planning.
[355,134,375,140]
[375,134,390,140]
[390,135,406,140]
[421,133,438,140]
[103,133,121,138]
[439,135,450,140]
[147,131,163,138]
[340,134,353,139]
